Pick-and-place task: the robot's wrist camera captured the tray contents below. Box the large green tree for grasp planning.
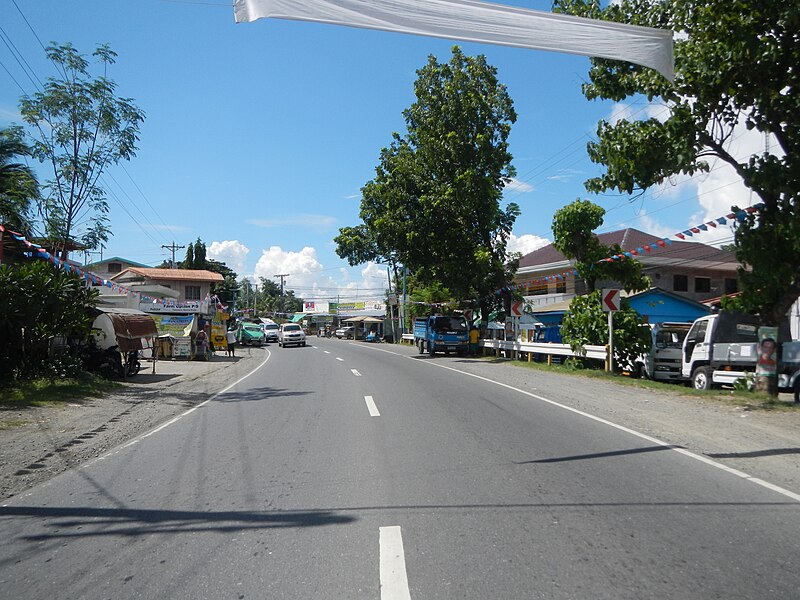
[554,0,799,326]
[20,43,144,261]
[336,47,519,325]
[0,126,39,235]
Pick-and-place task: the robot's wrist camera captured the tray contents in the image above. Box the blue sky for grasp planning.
[0,0,759,302]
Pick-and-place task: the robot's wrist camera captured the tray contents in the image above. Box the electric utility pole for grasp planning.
[274,274,290,315]
[162,241,185,268]
[274,273,289,296]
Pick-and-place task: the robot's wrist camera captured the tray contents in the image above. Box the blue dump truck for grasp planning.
[413,315,470,357]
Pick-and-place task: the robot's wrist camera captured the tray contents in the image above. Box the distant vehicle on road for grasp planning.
[236,322,265,346]
[279,323,306,347]
[335,326,355,339]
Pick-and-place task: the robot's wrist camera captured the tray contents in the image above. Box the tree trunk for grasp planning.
[756,374,778,397]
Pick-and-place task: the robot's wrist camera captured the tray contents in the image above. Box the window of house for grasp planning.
[107,262,122,274]
[673,274,688,292]
[694,277,711,293]
[185,285,201,300]
[555,281,566,294]
[725,278,738,295]
[527,283,548,296]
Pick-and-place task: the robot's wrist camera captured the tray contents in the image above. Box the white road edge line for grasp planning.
[351,369,362,377]
[380,526,411,600]
[352,344,800,504]
[91,350,273,461]
[365,395,380,417]
[336,357,344,362]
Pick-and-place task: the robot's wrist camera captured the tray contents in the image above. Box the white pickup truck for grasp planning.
[681,311,800,400]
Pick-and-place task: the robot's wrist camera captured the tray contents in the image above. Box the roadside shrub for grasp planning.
[561,291,651,372]
[0,261,98,382]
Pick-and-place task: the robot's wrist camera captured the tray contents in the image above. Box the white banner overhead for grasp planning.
[233,0,674,80]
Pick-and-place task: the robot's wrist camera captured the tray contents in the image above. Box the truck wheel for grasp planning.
[794,379,800,403]
[692,366,711,390]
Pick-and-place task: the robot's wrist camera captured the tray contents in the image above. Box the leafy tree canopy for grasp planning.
[554,0,800,325]
[336,47,519,325]
[0,126,39,235]
[20,43,145,260]
[552,199,650,293]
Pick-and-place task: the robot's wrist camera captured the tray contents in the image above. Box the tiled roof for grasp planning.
[518,228,737,269]
[112,267,224,282]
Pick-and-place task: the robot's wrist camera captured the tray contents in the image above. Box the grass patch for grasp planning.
[0,373,120,408]
[0,418,28,430]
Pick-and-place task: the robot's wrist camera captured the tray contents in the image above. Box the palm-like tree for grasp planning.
[0,126,38,234]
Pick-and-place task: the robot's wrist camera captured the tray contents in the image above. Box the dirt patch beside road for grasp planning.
[0,347,267,501]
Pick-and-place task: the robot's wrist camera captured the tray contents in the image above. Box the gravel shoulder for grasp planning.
[0,346,267,501]
[3,342,799,503]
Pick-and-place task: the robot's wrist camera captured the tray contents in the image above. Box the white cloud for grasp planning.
[248,213,337,230]
[635,211,677,240]
[503,178,534,193]
[208,240,250,276]
[507,233,550,256]
[546,168,583,183]
[246,248,390,301]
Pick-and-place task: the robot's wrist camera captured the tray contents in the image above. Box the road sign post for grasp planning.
[601,289,621,372]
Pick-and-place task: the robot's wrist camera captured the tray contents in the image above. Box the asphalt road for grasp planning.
[1,337,799,599]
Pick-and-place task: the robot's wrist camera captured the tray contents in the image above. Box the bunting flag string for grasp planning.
[0,224,166,304]
[494,204,764,296]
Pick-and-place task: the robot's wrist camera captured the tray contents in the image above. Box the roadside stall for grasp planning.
[152,314,196,359]
[90,307,159,376]
[342,315,367,340]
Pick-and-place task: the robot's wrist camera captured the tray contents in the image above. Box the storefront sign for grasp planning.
[140,300,210,315]
[211,310,228,350]
[155,315,195,337]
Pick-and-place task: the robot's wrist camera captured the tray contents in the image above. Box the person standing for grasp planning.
[195,328,209,361]
[469,326,480,356]
[226,328,236,357]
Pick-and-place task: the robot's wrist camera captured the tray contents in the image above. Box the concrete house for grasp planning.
[515,228,739,321]
[110,267,224,304]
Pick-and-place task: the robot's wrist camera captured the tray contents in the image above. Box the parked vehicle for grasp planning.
[681,311,799,392]
[335,326,355,339]
[237,322,266,346]
[261,321,279,343]
[279,323,306,347]
[413,315,469,357]
[630,322,691,381]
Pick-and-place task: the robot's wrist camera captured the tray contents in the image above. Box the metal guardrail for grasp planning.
[399,333,607,362]
[480,339,608,361]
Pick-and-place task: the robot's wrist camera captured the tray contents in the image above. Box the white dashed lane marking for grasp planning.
[364,395,380,417]
[351,369,362,377]
[380,526,411,600]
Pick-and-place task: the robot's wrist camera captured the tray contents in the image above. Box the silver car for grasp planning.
[278,323,306,347]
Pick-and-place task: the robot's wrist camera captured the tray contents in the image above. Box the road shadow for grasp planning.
[0,505,355,541]
[514,445,681,464]
[706,447,800,459]
[215,386,314,403]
